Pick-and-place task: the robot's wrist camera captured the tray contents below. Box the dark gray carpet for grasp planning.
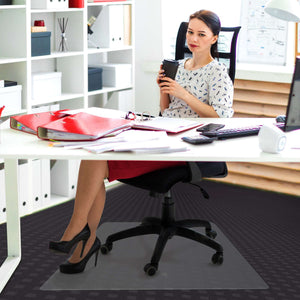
[0,180,300,300]
[41,222,267,291]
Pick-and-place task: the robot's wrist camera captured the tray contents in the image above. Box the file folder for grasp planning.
[10,110,69,135]
[37,112,132,141]
[92,5,124,48]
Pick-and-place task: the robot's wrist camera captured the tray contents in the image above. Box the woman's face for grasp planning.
[186,18,218,56]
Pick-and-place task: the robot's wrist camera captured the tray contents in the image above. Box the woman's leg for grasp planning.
[67,178,106,263]
[59,160,108,262]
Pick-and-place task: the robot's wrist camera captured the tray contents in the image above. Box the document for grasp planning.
[83,130,188,154]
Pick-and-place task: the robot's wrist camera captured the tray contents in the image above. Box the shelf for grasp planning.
[0,5,25,10]
[30,51,84,61]
[88,85,133,96]
[0,0,135,218]
[0,57,26,64]
[31,8,84,13]
[87,1,132,7]
[87,45,133,54]
[31,93,84,106]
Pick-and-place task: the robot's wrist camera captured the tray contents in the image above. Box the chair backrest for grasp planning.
[175,22,241,83]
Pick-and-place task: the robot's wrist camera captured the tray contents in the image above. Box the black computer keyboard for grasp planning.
[202,123,284,140]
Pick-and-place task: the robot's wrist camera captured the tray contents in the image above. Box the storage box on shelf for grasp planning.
[31,32,51,57]
[100,63,132,87]
[31,0,69,9]
[88,67,103,91]
[31,72,62,101]
[0,85,22,114]
[105,89,134,112]
[0,0,12,4]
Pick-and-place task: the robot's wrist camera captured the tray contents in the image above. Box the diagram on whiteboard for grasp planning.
[238,0,288,65]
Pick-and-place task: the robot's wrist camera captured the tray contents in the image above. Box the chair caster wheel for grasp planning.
[100,243,113,255]
[211,252,223,265]
[144,263,158,276]
[206,229,217,239]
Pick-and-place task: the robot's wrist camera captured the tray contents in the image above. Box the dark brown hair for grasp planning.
[189,10,221,58]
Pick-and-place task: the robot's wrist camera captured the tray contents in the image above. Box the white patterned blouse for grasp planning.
[161,59,234,118]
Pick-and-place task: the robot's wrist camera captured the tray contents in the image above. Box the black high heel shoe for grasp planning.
[59,237,101,274]
[49,224,90,257]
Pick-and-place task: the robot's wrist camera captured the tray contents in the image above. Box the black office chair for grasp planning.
[175,22,241,83]
[100,23,241,276]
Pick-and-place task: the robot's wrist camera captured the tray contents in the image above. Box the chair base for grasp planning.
[101,194,224,275]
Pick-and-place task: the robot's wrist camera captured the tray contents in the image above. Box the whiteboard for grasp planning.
[238,0,288,65]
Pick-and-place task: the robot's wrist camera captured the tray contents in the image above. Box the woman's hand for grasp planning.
[157,64,165,85]
[159,77,189,100]
[157,65,188,99]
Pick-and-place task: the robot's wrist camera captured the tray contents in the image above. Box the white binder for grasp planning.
[50,160,80,198]
[92,5,124,48]
[31,159,42,211]
[0,160,30,223]
[31,0,68,9]
[40,159,51,206]
[18,160,30,216]
[0,163,6,224]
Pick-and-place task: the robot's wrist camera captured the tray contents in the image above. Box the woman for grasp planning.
[49,9,233,274]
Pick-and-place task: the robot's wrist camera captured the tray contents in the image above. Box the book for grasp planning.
[37,112,132,141]
[123,4,132,46]
[31,26,47,33]
[10,110,69,135]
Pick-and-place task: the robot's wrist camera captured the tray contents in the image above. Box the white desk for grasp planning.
[0,117,299,293]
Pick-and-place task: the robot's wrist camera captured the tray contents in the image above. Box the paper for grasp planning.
[82,130,188,154]
[132,117,201,133]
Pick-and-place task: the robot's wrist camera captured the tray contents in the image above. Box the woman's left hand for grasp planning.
[159,77,189,100]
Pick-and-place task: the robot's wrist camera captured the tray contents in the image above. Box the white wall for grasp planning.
[134,0,295,114]
[134,0,243,115]
[161,0,242,58]
[134,0,163,115]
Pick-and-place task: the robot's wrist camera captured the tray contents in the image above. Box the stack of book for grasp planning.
[31,20,47,33]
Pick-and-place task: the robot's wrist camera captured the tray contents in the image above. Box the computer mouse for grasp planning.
[276,115,286,123]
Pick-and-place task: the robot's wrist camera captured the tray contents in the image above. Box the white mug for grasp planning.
[258,124,286,153]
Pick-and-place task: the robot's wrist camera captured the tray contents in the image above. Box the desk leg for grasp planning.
[0,159,21,293]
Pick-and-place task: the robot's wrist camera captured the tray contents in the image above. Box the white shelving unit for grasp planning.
[0,0,135,114]
[0,0,135,223]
